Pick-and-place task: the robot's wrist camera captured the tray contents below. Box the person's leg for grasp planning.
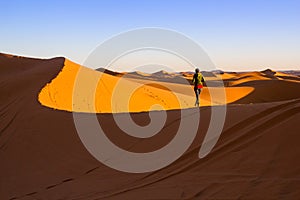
[194,87,199,106]
[197,88,202,106]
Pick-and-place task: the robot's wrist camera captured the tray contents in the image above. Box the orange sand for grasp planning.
[38,59,254,113]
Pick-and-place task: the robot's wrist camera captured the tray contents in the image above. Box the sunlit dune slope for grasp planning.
[39,59,188,113]
[38,60,254,113]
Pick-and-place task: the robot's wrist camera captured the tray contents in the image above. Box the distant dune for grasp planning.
[279,70,300,77]
[96,67,124,77]
[1,53,300,199]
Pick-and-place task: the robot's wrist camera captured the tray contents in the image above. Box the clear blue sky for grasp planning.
[1,0,299,71]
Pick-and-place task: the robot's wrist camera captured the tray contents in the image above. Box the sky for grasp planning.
[1,0,299,71]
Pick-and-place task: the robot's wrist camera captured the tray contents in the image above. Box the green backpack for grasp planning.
[194,73,204,85]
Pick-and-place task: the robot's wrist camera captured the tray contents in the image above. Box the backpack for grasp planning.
[193,73,204,85]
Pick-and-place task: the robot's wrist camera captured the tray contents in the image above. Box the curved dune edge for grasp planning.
[38,59,254,113]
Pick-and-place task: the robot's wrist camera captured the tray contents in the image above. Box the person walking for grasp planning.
[192,68,205,106]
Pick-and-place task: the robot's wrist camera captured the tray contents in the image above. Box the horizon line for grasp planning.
[1,51,299,73]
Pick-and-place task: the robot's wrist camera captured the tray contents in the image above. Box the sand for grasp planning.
[1,53,300,199]
[38,59,255,113]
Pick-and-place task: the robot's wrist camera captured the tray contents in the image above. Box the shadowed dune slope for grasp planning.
[1,53,300,199]
[233,80,300,104]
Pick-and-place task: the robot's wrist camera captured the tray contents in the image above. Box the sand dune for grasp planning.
[152,70,179,77]
[96,67,124,77]
[1,53,300,199]
[38,59,188,113]
[127,71,151,77]
[47,60,300,113]
[124,70,189,85]
[38,59,256,113]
